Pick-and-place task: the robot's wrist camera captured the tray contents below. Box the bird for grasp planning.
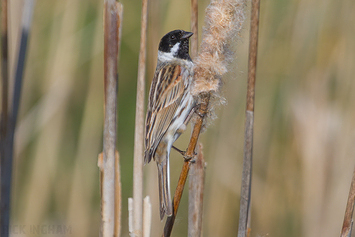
[144,29,196,220]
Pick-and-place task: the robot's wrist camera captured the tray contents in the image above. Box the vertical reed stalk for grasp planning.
[100,1,121,236]
[115,151,122,237]
[0,0,9,234]
[132,0,148,236]
[0,0,8,138]
[1,0,35,235]
[190,0,198,59]
[340,166,355,237]
[188,1,206,236]
[142,196,152,237]
[115,5,123,236]
[237,0,260,236]
[188,143,205,237]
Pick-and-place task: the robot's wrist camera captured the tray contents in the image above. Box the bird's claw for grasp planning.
[186,157,196,163]
[196,110,205,118]
[172,146,196,163]
[194,104,206,118]
[183,155,195,163]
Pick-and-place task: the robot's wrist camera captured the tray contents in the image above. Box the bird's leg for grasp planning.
[172,145,185,156]
[172,104,202,162]
[172,146,195,163]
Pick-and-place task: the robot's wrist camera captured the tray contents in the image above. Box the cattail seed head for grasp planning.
[193,0,246,113]
[193,0,246,95]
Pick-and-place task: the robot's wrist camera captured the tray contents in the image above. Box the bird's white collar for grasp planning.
[158,43,180,62]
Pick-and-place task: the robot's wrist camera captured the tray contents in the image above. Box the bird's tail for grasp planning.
[157,158,173,220]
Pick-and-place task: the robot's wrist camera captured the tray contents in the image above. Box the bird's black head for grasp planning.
[158,30,193,60]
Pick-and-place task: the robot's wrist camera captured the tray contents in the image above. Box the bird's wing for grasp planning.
[144,63,186,163]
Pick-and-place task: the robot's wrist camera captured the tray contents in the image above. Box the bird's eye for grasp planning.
[170,35,176,40]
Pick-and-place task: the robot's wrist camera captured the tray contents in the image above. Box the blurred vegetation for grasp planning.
[3,0,355,236]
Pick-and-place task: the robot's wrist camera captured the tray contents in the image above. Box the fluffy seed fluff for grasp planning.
[192,0,246,124]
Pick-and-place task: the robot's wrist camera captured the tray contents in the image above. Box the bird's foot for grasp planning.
[194,104,206,119]
[172,146,196,163]
[184,155,196,163]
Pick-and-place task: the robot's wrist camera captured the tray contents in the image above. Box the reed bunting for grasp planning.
[144,30,195,219]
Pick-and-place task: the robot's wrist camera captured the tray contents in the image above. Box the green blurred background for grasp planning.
[4,0,355,236]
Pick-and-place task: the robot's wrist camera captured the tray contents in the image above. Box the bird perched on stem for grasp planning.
[144,30,195,220]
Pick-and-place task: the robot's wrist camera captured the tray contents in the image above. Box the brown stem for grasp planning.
[114,150,122,237]
[132,0,148,235]
[188,3,202,234]
[238,0,260,236]
[163,94,210,237]
[190,0,198,59]
[1,0,8,137]
[340,166,355,237]
[115,4,123,237]
[188,143,205,237]
[0,2,9,233]
[101,1,120,236]
[246,0,259,113]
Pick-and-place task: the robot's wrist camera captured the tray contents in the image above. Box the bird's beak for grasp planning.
[181,31,193,39]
